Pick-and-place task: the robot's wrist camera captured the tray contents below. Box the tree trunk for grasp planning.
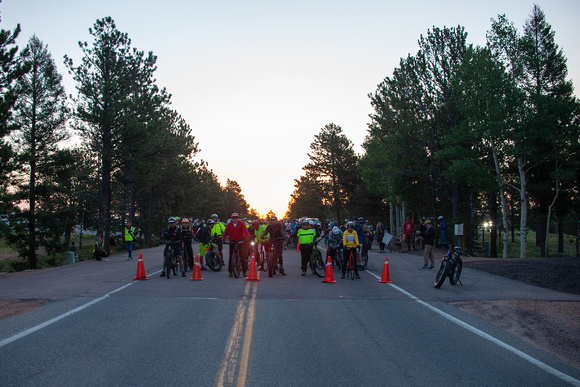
[490,193,497,258]
[518,157,528,258]
[147,187,154,248]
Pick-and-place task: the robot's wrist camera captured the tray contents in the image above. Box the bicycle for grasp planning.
[230,240,246,278]
[265,239,280,277]
[344,248,356,280]
[205,239,223,272]
[434,245,464,288]
[306,239,325,278]
[163,241,178,279]
[361,243,369,269]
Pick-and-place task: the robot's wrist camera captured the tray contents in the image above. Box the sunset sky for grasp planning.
[2,0,579,218]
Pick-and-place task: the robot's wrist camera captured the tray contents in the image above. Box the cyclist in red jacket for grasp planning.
[222,213,250,277]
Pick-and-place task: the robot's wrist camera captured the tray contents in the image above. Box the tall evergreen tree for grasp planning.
[65,17,154,247]
[303,123,358,221]
[0,18,29,212]
[9,35,69,268]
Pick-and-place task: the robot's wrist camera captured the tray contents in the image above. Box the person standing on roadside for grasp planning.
[403,217,416,251]
[417,219,435,270]
[124,220,136,261]
[438,215,448,249]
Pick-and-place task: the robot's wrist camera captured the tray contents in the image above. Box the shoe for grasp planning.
[279,269,286,276]
[229,273,233,277]
[356,275,361,279]
[301,271,306,276]
[127,257,132,261]
[420,266,428,270]
[182,270,186,277]
[160,271,166,277]
[243,271,247,277]
[428,266,435,270]
[201,266,207,270]
[341,275,345,279]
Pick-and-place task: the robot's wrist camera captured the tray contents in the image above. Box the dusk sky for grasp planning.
[2,1,579,218]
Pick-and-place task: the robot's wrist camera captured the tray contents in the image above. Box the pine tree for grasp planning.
[9,35,69,268]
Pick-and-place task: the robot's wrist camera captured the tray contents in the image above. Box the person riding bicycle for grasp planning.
[260,216,287,275]
[297,219,317,276]
[161,217,186,277]
[198,219,215,270]
[181,218,195,271]
[342,221,360,279]
[327,226,343,268]
[222,213,250,277]
[210,214,225,266]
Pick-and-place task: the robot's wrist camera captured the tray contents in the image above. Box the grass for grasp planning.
[483,230,578,258]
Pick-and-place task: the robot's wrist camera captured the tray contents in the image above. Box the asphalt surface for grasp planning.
[1,243,579,386]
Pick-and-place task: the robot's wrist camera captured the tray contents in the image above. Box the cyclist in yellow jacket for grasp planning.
[342,221,360,279]
[210,214,225,264]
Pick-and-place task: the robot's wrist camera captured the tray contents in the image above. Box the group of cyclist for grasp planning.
[160,213,376,279]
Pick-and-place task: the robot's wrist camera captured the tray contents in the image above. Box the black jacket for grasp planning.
[421,225,435,246]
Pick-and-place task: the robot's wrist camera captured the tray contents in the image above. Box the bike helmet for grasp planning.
[358,217,364,222]
[271,216,277,221]
[168,217,176,223]
[332,226,340,234]
[301,219,309,225]
[182,218,189,223]
[208,219,215,225]
[231,213,239,218]
[351,216,359,221]
[347,221,354,227]
[211,214,218,218]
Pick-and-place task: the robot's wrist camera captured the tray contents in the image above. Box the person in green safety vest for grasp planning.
[124,220,136,261]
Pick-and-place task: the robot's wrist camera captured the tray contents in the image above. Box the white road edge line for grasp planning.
[366,269,580,386]
[0,282,135,349]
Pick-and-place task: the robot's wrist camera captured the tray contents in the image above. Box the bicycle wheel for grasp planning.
[449,258,463,285]
[206,251,221,272]
[267,252,275,277]
[349,254,355,280]
[362,247,369,269]
[172,253,178,276]
[315,249,325,272]
[233,252,242,278]
[165,249,172,279]
[434,260,450,288]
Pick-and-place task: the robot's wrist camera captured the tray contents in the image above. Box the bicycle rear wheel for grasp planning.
[434,260,450,288]
[362,247,369,269]
[267,252,275,277]
[449,258,463,285]
[165,250,172,279]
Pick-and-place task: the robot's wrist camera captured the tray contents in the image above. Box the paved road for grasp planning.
[1,243,579,386]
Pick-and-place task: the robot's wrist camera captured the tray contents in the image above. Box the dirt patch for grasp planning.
[0,299,48,320]
[454,300,580,369]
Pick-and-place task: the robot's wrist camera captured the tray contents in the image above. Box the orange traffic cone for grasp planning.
[246,253,260,281]
[379,257,392,283]
[133,252,148,280]
[190,254,204,281]
[322,256,336,283]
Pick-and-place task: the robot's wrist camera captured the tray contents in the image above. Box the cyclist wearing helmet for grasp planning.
[210,214,225,264]
[343,221,361,279]
[327,226,343,268]
[181,218,195,271]
[260,216,286,275]
[161,217,186,277]
[297,219,316,276]
[223,213,250,277]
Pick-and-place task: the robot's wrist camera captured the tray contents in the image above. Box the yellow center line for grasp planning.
[215,281,258,387]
